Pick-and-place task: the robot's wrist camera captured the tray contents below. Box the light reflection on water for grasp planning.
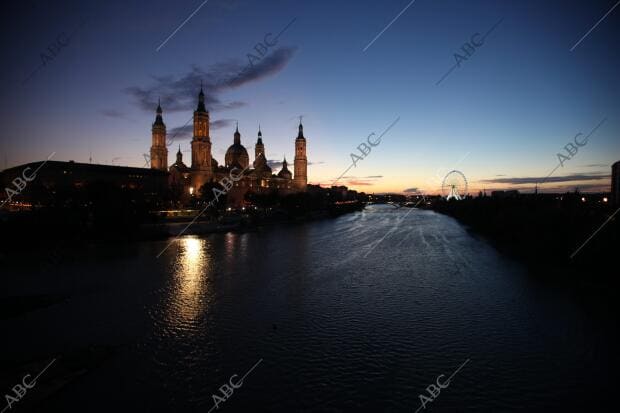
[19,205,615,412]
[164,236,210,331]
[142,208,615,411]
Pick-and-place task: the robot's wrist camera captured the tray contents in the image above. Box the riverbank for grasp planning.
[426,195,618,284]
[0,200,366,248]
[142,200,366,238]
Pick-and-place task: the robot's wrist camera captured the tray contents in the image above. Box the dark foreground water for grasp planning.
[1,205,616,412]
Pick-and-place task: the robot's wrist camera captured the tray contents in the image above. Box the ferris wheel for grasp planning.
[442,170,468,200]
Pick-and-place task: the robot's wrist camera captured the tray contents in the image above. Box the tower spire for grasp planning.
[297,119,304,139]
[176,144,183,163]
[234,123,241,144]
[154,100,164,125]
[151,99,168,171]
[196,84,206,112]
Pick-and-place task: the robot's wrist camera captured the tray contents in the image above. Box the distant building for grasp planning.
[613,161,620,205]
[491,190,520,198]
[331,186,348,198]
[156,87,308,207]
[0,160,169,205]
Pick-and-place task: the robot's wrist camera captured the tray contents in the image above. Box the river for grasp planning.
[0,205,616,412]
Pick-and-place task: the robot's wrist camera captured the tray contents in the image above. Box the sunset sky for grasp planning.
[1,0,619,194]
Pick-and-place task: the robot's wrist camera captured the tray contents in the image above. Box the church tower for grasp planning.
[254,126,265,168]
[190,86,213,189]
[293,121,307,191]
[175,145,183,164]
[150,100,168,171]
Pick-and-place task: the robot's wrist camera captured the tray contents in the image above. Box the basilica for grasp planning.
[149,87,307,207]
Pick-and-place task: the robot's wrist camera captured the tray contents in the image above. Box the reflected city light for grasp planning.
[224,232,235,253]
[183,236,202,264]
[164,236,211,330]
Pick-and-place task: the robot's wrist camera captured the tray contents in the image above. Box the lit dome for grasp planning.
[225,143,249,169]
[225,126,249,169]
[277,157,292,179]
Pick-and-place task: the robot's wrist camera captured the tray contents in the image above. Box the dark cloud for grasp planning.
[346,180,375,186]
[100,109,131,120]
[167,125,193,142]
[511,183,611,193]
[403,187,420,193]
[343,175,383,186]
[549,183,610,192]
[219,101,246,110]
[267,159,324,169]
[581,163,609,168]
[211,119,236,130]
[267,159,283,169]
[125,47,298,113]
[480,172,610,185]
[165,118,236,144]
[228,47,298,88]
[341,175,382,180]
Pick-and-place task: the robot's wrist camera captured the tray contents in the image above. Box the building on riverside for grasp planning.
[0,160,169,207]
[152,87,308,207]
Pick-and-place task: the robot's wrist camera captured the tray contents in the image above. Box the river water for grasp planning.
[1,205,616,412]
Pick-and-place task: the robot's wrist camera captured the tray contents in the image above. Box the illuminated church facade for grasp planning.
[149,87,307,206]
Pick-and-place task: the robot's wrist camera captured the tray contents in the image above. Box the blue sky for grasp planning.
[1,0,619,193]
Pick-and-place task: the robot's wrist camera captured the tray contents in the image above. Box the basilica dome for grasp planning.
[225,126,249,169]
[277,157,292,180]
